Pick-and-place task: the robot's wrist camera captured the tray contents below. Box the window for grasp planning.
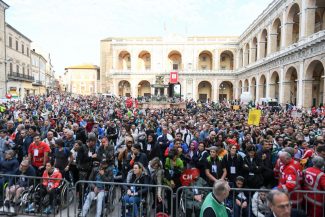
[23,67,25,75]
[173,64,178,70]
[146,57,150,61]
[221,56,226,62]
[27,48,29,56]
[16,40,18,51]
[202,56,206,62]
[127,57,131,62]
[201,66,207,70]
[16,65,19,73]
[27,68,30,75]
[9,63,13,73]
[22,44,24,54]
[9,37,12,48]
[97,70,100,80]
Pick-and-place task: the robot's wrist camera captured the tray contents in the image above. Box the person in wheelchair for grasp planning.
[25,160,62,214]
[183,169,209,217]
[80,159,113,217]
[122,162,149,217]
[1,160,35,214]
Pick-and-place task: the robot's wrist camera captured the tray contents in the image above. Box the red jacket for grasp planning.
[278,159,303,206]
[303,167,325,206]
[42,168,62,189]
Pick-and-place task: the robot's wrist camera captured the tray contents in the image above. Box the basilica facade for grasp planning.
[100,0,325,108]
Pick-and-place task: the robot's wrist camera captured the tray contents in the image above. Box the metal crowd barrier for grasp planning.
[288,189,325,217]
[74,180,173,217]
[1,173,323,217]
[0,173,72,217]
[176,186,271,217]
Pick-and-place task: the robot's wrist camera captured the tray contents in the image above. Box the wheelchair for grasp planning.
[17,180,74,214]
[80,184,118,217]
[122,191,152,217]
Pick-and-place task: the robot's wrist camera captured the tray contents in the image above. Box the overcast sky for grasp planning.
[5,0,271,76]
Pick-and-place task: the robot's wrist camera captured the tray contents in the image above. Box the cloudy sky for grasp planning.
[5,0,271,76]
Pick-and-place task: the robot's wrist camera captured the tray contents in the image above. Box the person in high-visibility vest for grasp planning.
[303,156,325,217]
[200,179,230,217]
[0,105,6,113]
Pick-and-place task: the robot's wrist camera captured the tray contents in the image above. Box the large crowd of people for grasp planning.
[0,92,324,217]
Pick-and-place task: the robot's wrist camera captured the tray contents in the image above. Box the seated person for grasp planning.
[81,159,112,217]
[1,160,35,214]
[251,188,270,217]
[25,161,62,214]
[122,162,149,217]
[184,169,209,217]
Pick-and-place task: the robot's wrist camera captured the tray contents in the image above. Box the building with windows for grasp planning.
[64,64,100,95]
[0,0,9,98]
[101,0,325,108]
[31,49,47,95]
[5,23,34,98]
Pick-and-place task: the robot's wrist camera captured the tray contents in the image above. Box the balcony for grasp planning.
[32,80,44,86]
[107,69,236,76]
[8,72,34,82]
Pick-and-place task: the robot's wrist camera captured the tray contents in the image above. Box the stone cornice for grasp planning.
[236,31,325,78]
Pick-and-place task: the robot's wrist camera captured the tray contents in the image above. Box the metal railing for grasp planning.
[74,180,173,217]
[8,72,34,81]
[0,173,72,217]
[1,173,324,217]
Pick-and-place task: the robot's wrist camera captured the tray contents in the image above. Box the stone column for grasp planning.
[303,80,313,108]
[323,76,325,105]
[250,47,257,63]
[214,49,220,70]
[281,82,292,105]
[213,80,219,102]
[131,51,137,72]
[285,22,294,46]
[267,25,272,55]
[305,7,317,36]
[279,67,285,105]
[266,74,270,98]
[237,51,243,69]
[193,79,198,100]
[131,81,138,98]
[243,51,248,66]
[269,33,278,53]
[258,41,266,59]
[281,11,288,49]
[297,62,304,108]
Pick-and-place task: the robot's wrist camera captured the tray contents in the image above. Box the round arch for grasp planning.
[250,77,257,101]
[259,29,268,58]
[284,66,299,105]
[238,80,243,96]
[118,80,131,97]
[258,75,267,99]
[137,51,151,71]
[270,71,280,100]
[198,81,212,102]
[118,51,131,70]
[198,50,213,70]
[304,60,325,107]
[244,44,250,66]
[137,80,151,97]
[220,50,234,70]
[219,81,234,101]
[168,50,182,71]
[244,79,249,92]
[271,18,282,52]
[287,3,301,45]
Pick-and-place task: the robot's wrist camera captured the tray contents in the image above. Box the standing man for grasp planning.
[266,190,306,217]
[302,156,325,217]
[200,179,230,217]
[28,135,50,177]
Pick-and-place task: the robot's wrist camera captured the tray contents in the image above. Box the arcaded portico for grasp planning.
[100,0,325,108]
